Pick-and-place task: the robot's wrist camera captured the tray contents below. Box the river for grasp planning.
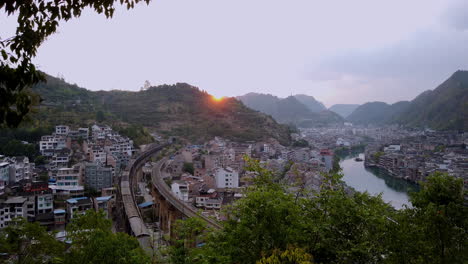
[340,152,418,209]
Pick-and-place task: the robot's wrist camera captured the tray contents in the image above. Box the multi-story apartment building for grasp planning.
[0,162,9,195]
[56,165,83,189]
[84,162,113,191]
[39,135,66,154]
[55,125,70,135]
[215,167,239,188]
[8,156,34,183]
[0,196,28,228]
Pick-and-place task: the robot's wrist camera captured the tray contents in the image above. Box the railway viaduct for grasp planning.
[119,143,221,249]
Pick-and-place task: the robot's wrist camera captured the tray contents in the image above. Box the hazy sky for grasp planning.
[2,0,468,106]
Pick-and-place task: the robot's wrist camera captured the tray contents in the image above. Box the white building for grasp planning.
[384,144,401,152]
[39,135,66,154]
[36,193,54,215]
[171,181,189,201]
[0,162,9,195]
[8,156,34,183]
[215,167,239,188]
[55,125,70,135]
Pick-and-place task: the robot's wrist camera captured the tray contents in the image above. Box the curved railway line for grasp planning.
[152,159,222,229]
[120,143,221,247]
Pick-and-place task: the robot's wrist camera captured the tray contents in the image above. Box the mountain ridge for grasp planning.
[329,104,360,118]
[237,93,344,127]
[31,74,292,144]
[345,70,467,130]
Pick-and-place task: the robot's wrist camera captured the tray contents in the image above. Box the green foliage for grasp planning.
[34,155,46,165]
[182,162,194,175]
[65,210,150,264]
[372,151,384,163]
[96,110,106,122]
[395,70,468,131]
[0,140,38,160]
[114,124,154,146]
[0,0,151,127]
[292,139,309,147]
[29,75,291,144]
[0,127,51,159]
[331,154,341,173]
[167,218,207,264]
[171,161,467,264]
[257,247,315,264]
[0,218,65,263]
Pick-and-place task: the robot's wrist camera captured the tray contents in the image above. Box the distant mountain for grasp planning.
[346,70,468,130]
[293,94,326,112]
[346,101,410,125]
[235,93,280,115]
[329,104,360,118]
[237,93,344,127]
[31,75,292,144]
[274,96,315,124]
[395,70,468,130]
[297,110,345,128]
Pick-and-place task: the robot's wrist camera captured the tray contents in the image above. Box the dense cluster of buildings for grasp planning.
[159,136,336,218]
[0,125,134,229]
[364,131,468,185]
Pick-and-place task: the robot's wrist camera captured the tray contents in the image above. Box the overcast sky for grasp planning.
[2,0,468,107]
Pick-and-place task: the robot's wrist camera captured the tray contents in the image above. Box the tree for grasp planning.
[182,162,194,175]
[167,218,207,264]
[0,218,64,263]
[292,139,309,147]
[141,80,151,91]
[257,247,315,264]
[96,110,105,123]
[168,160,467,264]
[34,155,46,165]
[0,0,151,127]
[404,173,467,263]
[65,210,150,264]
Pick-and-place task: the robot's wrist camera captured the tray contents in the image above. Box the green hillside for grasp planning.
[293,94,326,112]
[347,101,410,125]
[395,70,468,130]
[346,70,468,130]
[237,93,344,127]
[31,75,292,145]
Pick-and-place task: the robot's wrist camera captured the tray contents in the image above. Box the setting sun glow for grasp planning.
[211,95,224,102]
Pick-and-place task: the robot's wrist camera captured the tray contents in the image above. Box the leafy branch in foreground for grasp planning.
[0,0,151,127]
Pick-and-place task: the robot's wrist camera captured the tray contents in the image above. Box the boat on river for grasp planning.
[354,157,364,162]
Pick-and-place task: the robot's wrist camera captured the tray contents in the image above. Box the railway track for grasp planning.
[121,142,221,246]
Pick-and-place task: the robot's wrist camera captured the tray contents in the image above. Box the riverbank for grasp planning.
[339,153,418,209]
[364,152,420,185]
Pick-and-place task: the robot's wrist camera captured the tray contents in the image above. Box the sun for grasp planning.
[211,95,225,102]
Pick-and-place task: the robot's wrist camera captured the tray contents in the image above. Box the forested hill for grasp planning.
[346,101,410,125]
[31,75,292,145]
[293,94,326,112]
[345,70,468,130]
[395,70,468,130]
[237,93,344,127]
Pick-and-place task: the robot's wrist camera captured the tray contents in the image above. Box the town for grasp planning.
[1,123,466,235]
